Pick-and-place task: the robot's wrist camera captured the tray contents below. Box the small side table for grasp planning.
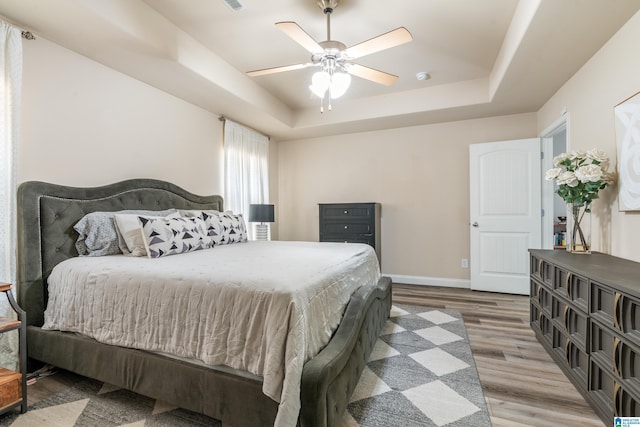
[0,283,27,415]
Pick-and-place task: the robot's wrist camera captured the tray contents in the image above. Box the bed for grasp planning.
[16,178,392,427]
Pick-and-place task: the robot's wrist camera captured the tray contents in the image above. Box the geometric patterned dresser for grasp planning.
[529,249,640,424]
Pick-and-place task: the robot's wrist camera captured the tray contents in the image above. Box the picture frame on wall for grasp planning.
[614,90,640,211]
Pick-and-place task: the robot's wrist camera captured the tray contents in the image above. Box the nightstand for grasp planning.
[0,283,27,415]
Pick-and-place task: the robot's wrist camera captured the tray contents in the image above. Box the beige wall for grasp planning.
[277,113,537,281]
[18,37,224,196]
[538,10,640,262]
[19,8,640,282]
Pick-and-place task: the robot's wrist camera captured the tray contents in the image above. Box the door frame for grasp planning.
[540,113,570,249]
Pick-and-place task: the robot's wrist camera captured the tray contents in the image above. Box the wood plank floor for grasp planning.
[19,284,605,426]
[392,283,605,427]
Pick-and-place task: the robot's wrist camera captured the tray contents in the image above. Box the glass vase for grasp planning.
[566,203,591,254]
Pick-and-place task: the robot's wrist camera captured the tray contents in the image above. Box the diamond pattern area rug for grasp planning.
[342,304,491,427]
[0,304,490,427]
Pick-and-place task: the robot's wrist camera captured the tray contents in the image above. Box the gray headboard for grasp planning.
[17,179,223,326]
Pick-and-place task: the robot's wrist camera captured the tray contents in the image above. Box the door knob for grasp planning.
[472,222,479,227]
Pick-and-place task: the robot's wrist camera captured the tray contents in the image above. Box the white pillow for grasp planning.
[114,212,180,257]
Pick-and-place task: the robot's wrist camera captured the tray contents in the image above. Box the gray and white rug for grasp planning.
[0,304,490,426]
[344,304,491,426]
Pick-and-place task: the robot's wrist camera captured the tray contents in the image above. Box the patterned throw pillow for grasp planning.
[200,211,247,245]
[114,212,181,257]
[139,216,214,258]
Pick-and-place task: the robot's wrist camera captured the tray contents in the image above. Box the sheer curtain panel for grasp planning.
[223,119,269,239]
[0,21,23,369]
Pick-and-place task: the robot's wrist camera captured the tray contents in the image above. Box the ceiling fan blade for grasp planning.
[275,22,324,54]
[247,62,313,77]
[346,63,399,86]
[343,27,413,59]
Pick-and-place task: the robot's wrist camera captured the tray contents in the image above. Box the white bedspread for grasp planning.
[43,240,380,427]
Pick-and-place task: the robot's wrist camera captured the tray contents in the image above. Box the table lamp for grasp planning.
[248,204,275,241]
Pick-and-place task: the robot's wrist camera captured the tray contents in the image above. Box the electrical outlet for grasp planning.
[461,258,469,268]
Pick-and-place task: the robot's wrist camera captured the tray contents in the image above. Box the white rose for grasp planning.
[575,164,604,183]
[556,171,579,187]
[553,153,571,167]
[586,148,609,164]
[545,168,562,181]
[570,150,587,161]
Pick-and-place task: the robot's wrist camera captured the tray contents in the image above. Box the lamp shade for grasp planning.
[248,204,275,223]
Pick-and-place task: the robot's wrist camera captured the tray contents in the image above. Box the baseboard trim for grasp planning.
[384,273,470,289]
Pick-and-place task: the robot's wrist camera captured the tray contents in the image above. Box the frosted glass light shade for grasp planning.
[330,72,351,98]
[309,71,330,98]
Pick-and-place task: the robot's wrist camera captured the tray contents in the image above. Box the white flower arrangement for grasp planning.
[545,148,614,207]
[545,148,615,252]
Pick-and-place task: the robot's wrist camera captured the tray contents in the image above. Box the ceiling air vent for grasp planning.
[223,0,245,12]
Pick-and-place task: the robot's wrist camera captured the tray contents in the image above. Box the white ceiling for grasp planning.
[1,0,639,140]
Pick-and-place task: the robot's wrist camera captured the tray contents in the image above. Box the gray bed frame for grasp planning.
[16,179,392,427]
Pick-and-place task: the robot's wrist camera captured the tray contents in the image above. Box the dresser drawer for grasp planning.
[530,254,554,285]
[620,294,640,342]
[590,319,616,366]
[551,326,587,386]
[591,281,616,329]
[322,222,371,235]
[534,280,552,316]
[552,295,587,351]
[588,358,615,420]
[320,237,374,246]
[617,341,640,397]
[555,268,588,312]
[319,204,373,220]
[615,382,640,417]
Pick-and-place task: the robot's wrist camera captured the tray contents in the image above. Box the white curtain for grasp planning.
[0,21,22,370]
[223,119,269,239]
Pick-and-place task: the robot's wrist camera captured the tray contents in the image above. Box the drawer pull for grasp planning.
[564,338,571,366]
[343,210,348,214]
[563,306,570,333]
[344,225,348,229]
[614,382,621,417]
[538,259,543,278]
[614,292,622,331]
[564,272,572,298]
[538,312,543,327]
[613,337,621,377]
[537,285,542,305]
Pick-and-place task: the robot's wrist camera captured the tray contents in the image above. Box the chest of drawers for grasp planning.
[529,249,640,423]
[319,203,381,264]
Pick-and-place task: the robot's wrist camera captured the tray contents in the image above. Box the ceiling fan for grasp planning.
[246,0,413,111]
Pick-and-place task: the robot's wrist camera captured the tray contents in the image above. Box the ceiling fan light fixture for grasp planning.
[246,0,413,113]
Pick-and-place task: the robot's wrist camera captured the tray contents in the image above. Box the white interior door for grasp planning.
[469,138,542,294]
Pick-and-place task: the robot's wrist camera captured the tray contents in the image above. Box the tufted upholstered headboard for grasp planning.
[16,179,223,327]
